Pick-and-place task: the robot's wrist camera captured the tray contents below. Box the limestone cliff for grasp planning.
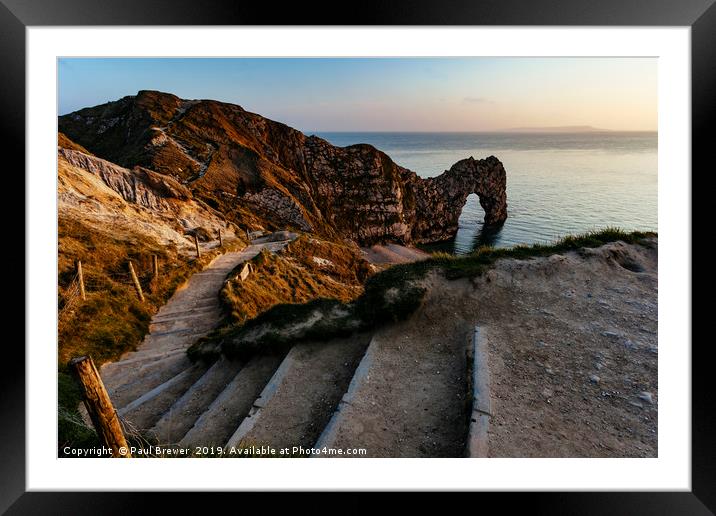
[58,142,236,254]
[59,90,507,245]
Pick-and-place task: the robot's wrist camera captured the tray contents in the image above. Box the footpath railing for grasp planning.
[60,227,264,456]
[58,229,237,320]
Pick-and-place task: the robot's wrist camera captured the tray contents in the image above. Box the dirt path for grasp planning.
[177,354,285,448]
[149,357,243,444]
[316,297,473,458]
[100,237,295,410]
[418,238,659,457]
[361,243,430,265]
[91,236,656,458]
[225,333,372,452]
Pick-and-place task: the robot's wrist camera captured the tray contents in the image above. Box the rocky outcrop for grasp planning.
[409,157,507,244]
[300,140,507,245]
[59,90,507,245]
[58,143,236,253]
[59,147,192,211]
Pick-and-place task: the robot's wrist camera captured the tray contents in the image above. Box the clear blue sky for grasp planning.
[58,57,657,132]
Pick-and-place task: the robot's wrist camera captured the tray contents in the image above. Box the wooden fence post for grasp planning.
[218,229,223,247]
[128,261,145,302]
[77,260,86,301]
[152,254,159,279]
[194,234,201,258]
[70,356,131,458]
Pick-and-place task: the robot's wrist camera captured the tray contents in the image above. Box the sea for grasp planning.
[314,132,657,254]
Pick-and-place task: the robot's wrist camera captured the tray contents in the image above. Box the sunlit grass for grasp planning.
[191,228,655,362]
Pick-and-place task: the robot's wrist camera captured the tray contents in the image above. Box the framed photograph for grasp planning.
[6,0,713,511]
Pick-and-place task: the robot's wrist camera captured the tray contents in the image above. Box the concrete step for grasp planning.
[159,296,218,312]
[149,318,218,335]
[101,338,195,376]
[314,318,472,458]
[466,326,491,458]
[178,353,285,448]
[158,293,220,308]
[88,238,299,448]
[106,353,193,410]
[100,348,186,381]
[151,304,220,323]
[150,357,244,445]
[146,327,214,339]
[192,269,242,277]
[101,349,187,385]
[136,330,207,352]
[117,362,211,432]
[224,334,371,452]
[313,337,378,454]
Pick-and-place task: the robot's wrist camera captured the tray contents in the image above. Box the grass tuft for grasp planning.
[219,234,370,325]
[189,228,655,362]
[57,217,246,453]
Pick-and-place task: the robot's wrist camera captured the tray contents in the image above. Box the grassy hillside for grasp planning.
[190,228,656,362]
[57,216,245,453]
[220,234,371,324]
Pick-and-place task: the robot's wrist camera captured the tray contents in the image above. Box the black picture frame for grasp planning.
[4,0,712,512]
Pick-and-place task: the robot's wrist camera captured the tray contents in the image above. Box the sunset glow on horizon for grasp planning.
[59,57,657,132]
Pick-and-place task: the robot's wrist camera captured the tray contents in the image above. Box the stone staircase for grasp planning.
[101,235,484,458]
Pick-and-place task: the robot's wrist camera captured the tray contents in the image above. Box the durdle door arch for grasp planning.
[409,156,508,244]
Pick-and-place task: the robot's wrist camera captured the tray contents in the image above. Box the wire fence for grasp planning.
[58,259,160,330]
[59,237,251,453]
[58,272,83,330]
[61,395,162,455]
[58,236,232,330]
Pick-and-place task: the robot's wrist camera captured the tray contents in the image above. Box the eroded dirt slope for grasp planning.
[418,238,658,457]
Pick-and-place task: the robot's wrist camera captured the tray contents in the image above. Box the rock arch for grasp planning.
[59,91,508,247]
[408,156,508,244]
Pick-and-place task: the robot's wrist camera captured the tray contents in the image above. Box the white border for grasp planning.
[27,27,690,491]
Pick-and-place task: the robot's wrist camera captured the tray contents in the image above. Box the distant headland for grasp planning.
[503,125,614,133]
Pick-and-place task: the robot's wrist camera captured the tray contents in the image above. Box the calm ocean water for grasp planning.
[314,132,657,254]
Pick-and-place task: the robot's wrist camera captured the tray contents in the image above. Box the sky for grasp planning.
[58,57,657,132]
